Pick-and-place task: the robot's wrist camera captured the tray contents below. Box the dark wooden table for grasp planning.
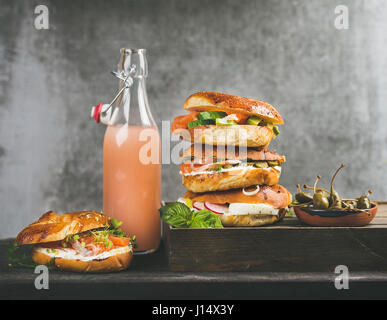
[2,236,387,299]
[1,202,387,300]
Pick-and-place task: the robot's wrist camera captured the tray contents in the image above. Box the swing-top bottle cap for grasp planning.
[91,103,112,124]
[90,48,150,126]
[91,102,103,123]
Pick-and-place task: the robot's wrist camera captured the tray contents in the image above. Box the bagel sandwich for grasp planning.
[180,145,285,193]
[171,91,283,147]
[182,185,292,227]
[16,211,135,273]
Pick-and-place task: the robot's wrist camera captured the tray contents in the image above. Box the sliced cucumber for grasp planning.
[262,122,280,138]
[197,111,228,121]
[187,119,215,129]
[208,165,223,172]
[254,162,269,168]
[273,125,280,137]
[267,160,279,167]
[215,118,237,126]
[247,116,262,126]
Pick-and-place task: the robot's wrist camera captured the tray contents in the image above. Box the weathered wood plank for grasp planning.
[164,203,387,272]
[376,202,387,217]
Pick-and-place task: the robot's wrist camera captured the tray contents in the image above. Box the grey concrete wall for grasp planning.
[0,0,386,238]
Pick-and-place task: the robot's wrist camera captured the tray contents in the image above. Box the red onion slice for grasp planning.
[242,185,260,196]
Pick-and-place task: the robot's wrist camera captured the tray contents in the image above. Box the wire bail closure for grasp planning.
[91,64,137,123]
[103,65,136,114]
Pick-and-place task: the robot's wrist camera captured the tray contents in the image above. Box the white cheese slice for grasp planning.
[227,203,279,216]
[181,165,281,176]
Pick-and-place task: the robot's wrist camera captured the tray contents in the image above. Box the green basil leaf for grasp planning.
[190,210,223,229]
[159,202,193,228]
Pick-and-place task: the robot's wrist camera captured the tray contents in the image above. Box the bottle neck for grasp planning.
[109,49,156,127]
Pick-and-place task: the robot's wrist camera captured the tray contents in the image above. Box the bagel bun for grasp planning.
[16,211,109,246]
[32,246,133,273]
[182,166,281,193]
[184,186,292,227]
[185,185,292,208]
[184,124,273,147]
[180,145,285,192]
[184,91,284,125]
[17,211,134,273]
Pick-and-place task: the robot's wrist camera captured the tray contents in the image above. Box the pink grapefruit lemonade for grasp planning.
[103,125,161,253]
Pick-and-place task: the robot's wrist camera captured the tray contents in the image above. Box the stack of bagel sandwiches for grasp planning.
[171,91,292,226]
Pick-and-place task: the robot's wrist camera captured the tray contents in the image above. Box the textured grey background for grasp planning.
[0,0,386,238]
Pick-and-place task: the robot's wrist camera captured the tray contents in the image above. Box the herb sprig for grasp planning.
[159,202,223,228]
[88,218,137,249]
[7,242,39,269]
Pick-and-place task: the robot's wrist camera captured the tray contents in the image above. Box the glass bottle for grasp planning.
[103,48,161,254]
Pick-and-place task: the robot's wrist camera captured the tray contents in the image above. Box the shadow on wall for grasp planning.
[0,0,386,238]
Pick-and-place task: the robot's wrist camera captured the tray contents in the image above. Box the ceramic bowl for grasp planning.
[294,202,378,227]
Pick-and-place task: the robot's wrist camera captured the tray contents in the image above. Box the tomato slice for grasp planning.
[180,163,205,174]
[171,112,198,133]
[232,112,249,124]
[109,235,130,247]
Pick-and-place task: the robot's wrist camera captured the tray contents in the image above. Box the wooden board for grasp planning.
[163,202,387,272]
